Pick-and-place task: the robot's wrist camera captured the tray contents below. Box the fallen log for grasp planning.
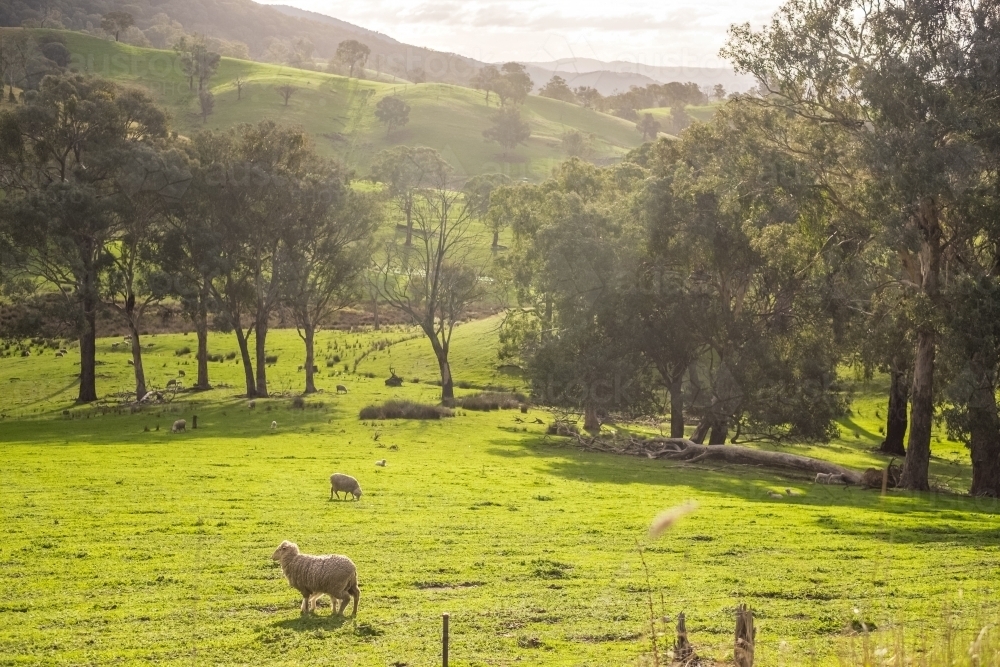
[577,435,863,484]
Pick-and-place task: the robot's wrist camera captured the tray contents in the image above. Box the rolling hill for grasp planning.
[38,30,646,180]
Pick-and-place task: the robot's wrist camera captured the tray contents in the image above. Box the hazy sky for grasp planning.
[258,0,782,67]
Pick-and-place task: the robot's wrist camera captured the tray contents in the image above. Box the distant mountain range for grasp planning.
[0,0,755,94]
[526,59,757,95]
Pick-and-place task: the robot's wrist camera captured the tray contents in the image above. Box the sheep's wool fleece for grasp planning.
[279,552,358,594]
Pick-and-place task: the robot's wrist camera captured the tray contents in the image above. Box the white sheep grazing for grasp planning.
[336,385,348,394]
[330,473,362,501]
[171,419,186,433]
[271,420,277,430]
[815,472,845,485]
[375,459,386,467]
[271,540,360,616]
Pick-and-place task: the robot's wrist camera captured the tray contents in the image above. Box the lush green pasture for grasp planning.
[9,29,644,181]
[2,320,1000,665]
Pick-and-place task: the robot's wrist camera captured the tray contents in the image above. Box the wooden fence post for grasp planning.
[735,604,755,667]
[442,612,450,667]
[192,415,198,429]
[673,611,694,662]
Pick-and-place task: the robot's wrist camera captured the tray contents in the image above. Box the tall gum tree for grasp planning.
[0,74,167,403]
[723,0,988,489]
[372,184,488,401]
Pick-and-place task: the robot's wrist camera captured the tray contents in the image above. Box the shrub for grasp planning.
[291,396,306,409]
[175,347,191,356]
[265,355,278,364]
[358,400,453,420]
[208,353,224,363]
[333,354,341,363]
[452,392,526,412]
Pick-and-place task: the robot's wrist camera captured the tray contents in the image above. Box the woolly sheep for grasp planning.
[375,459,386,467]
[171,419,186,433]
[178,370,185,377]
[271,540,360,616]
[330,473,362,501]
[336,385,348,394]
[815,472,845,485]
[271,420,277,430]
[248,400,256,409]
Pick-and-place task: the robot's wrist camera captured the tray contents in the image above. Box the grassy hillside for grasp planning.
[25,30,645,181]
[2,320,1000,665]
[637,102,724,124]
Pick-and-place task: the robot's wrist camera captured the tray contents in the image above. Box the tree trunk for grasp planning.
[405,201,413,246]
[303,323,317,394]
[372,295,380,331]
[900,198,941,492]
[584,405,601,432]
[195,296,210,390]
[967,357,1000,497]
[438,353,453,401]
[128,321,146,401]
[708,418,728,445]
[669,374,685,438]
[77,302,98,403]
[234,327,256,398]
[255,317,269,398]
[880,361,908,456]
[691,416,710,444]
[492,229,499,252]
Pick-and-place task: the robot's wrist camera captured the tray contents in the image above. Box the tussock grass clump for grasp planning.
[175,347,191,356]
[452,391,527,412]
[290,396,306,409]
[358,400,453,420]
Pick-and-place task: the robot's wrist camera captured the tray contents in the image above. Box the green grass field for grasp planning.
[7,29,646,181]
[2,317,1000,665]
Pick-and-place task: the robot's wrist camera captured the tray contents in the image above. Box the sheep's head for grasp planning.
[271,540,299,561]
[352,487,363,499]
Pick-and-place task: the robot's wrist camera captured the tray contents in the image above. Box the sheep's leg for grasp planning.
[335,595,349,615]
[349,584,360,616]
[300,590,312,615]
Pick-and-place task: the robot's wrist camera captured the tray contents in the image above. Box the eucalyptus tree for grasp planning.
[101,145,191,400]
[282,179,380,394]
[370,146,450,246]
[724,0,994,489]
[188,121,323,398]
[0,74,168,403]
[371,183,488,401]
[462,173,511,251]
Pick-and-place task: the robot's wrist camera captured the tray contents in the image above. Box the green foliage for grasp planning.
[482,106,531,156]
[538,75,575,103]
[335,39,370,78]
[373,94,409,136]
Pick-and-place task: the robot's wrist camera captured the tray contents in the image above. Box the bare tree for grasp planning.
[371,186,488,400]
[233,74,246,101]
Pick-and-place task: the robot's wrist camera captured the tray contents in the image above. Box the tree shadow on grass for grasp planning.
[481,433,1000,531]
[0,397,351,446]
